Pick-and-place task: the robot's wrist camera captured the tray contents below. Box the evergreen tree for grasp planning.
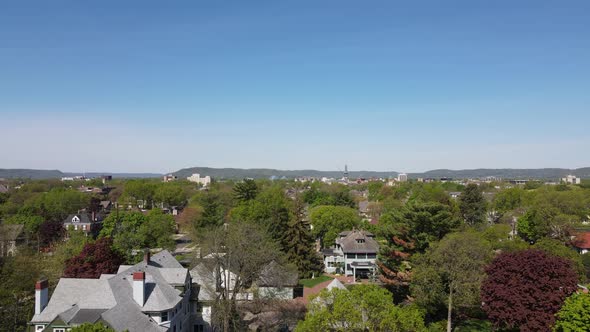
[459,184,487,226]
[283,197,323,278]
[233,179,259,202]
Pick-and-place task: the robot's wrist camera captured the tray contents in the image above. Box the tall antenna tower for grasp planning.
[344,164,349,179]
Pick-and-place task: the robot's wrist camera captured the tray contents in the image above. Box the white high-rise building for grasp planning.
[397,173,408,182]
[562,175,581,184]
[187,173,212,187]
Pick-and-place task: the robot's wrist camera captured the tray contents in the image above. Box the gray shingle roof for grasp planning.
[63,213,93,224]
[337,230,379,254]
[31,250,187,332]
[0,224,24,241]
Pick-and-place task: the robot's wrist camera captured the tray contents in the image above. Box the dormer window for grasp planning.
[72,216,80,223]
[356,238,365,244]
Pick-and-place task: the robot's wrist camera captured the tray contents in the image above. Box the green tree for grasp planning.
[459,184,486,226]
[309,205,361,247]
[154,184,186,207]
[533,238,586,281]
[553,292,590,332]
[283,197,323,278]
[296,284,427,332]
[233,179,259,202]
[230,185,292,249]
[411,231,493,332]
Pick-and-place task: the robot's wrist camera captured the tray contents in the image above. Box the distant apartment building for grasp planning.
[562,175,581,184]
[187,173,211,187]
[397,173,408,182]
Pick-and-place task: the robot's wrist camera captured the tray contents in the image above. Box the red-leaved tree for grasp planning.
[481,249,578,331]
[63,237,124,278]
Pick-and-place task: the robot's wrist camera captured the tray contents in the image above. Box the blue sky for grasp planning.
[1,1,589,173]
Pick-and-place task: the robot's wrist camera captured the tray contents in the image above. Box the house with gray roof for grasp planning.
[63,213,102,237]
[322,230,379,279]
[29,251,195,332]
[0,224,25,257]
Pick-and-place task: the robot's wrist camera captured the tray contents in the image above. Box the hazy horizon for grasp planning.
[2,1,589,173]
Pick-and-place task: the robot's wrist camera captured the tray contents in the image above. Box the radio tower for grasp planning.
[343,164,349,180]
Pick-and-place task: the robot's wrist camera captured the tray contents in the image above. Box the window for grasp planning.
[54,329,66,332]
[74,225,78,231]
[346,254,355,259]
[357,253,367,259]
[82,225,87,231]
[367,253,377,259]
[161,311,169,321]
[194,325,204,332]
[35,326,45,332]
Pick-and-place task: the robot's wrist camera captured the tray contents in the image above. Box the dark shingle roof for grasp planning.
[337,230,379,254]
[63,213,93,224]
[0,224,24,241]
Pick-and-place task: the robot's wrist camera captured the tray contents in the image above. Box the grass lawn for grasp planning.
[299,275,334,288]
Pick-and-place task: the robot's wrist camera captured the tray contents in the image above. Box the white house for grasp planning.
[187,174,211,187]
[322,230,379,279]
[30,251,194,332]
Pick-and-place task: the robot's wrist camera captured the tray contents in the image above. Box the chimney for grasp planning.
[144,250,151,264]
[133,272,146,306]
[35,279,49,315]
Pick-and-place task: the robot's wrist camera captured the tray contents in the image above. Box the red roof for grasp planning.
[573,232,590,249]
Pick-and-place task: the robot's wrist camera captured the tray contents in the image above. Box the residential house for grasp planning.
[573,232,590,254]
[0,183,9,193]
[189,257,299,331]
[0,224,25,256]
[163,175,178,183]
[322,230,379,279]
[29,251,193,332]
[63,213,102,236]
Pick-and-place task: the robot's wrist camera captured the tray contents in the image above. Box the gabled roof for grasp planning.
[337,230,379,254]
[63,213,93,224]
[0,224,24,241]
[257,261,298,288]
[573,232,590,249]
[31,250,187,332]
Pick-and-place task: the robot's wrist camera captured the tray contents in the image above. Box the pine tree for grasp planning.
[283,197,323,278]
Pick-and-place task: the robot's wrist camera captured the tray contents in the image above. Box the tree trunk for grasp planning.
[447,288,453,332]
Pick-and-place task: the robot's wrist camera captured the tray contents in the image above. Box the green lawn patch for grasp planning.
[299,275,333,288]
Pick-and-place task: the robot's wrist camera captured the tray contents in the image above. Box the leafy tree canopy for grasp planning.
[481,250,578,331]
[296,284,427,332]
[554,292,590,332]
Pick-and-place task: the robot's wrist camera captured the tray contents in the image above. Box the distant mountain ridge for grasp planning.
[0,169,161,179]
[1,167,589,180]
[173,166,590,180]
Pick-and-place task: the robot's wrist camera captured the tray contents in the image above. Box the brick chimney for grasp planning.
[133,272,146,306]
[35,279,49,315]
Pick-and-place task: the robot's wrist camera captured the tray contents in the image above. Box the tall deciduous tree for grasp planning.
[481,250,578,331]
[459,184,486,226]
[553,292,590,332]
[411,232,493,332]
[63,237,125,278]
[295,284,427,332]
[309,205,360,248]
